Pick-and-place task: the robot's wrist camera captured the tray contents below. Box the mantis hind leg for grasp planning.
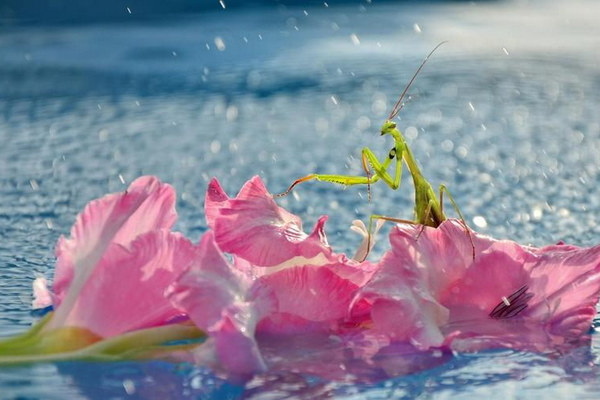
[357,213,419,262]
[438,184,476,259]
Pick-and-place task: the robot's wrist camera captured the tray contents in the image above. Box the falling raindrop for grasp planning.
[123,380,136,395]
[214,37,226,51]
[413,23,422,33]
[350,34,361,45]
[219,0,226,9]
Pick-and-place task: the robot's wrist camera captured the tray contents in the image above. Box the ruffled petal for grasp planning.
[382,219,600,353]
[526,244,600,336]
[168,232,276,376]
[356,250,448,349]
[49,176,176,330]
[257,262,368,325]
[205,176,333,267]
[62,230,195,338]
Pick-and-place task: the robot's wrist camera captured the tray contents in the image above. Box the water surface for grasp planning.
[1,0,600,398]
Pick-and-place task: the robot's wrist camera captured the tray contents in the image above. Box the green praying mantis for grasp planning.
[274,42,475,259]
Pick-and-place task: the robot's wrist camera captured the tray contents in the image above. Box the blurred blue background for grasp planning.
[0,1,501,25]
[1,0,600,398]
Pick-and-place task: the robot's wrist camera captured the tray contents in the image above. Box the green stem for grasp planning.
[0,322,204,366]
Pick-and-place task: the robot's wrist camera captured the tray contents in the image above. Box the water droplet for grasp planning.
[440,139,454,152]
[126,7,132,14]
[473,215,487,228]
[219,0,226,9]
[123,379,135,395]
[29,179,39,191]
[502,47,509,55]
[214,37,226,51]
[98,129,109,142]
[210,140,222,153]
[226,105,238,121]
[405,126,418,140]
[531,205,543,220]
[356,116,371,131]
[350,34,361,45]
[455,146,468,159]
[413,23,422,33]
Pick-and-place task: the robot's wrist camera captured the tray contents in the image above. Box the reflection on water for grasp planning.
[1,0,600,398]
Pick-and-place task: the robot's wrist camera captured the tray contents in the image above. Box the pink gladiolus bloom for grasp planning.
[359,219,600,353]
[35,176,196,339]
[168,177,380,379]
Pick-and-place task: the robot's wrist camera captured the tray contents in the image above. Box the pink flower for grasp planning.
[35,176,196,339]
[168,176,379,379]
[359,219,600,353]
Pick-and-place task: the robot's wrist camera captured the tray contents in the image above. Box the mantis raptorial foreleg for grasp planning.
[274,146,404,198]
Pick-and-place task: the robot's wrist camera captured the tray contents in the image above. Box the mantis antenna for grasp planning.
[388,41,448,121]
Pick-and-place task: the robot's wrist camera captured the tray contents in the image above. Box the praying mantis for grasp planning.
[275,42,474,259]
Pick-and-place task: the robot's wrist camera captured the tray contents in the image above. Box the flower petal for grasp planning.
[168,232,275,376]
[526,245,600,336]
[204,176,333,267]
[49,176,176,330]
[32,277,53,310]
[62,230,195,337]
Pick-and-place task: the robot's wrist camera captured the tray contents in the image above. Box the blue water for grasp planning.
[2,0,600,398]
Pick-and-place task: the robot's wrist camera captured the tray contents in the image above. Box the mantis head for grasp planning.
[380,120,397,136]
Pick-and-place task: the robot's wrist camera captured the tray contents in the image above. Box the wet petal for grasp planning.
[351,219,385,262]
[205,176,333,267]
[32,277,52,310]
[63,230,195,338]
[168,232,275,376]
[49,176,176,330]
